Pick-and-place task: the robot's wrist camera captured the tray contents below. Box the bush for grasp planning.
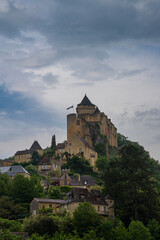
[73,202,101,236]
[23,214,59,236]
[0,217,22,231]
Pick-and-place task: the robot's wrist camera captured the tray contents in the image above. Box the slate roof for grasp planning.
[33,198,64,204]
[30,141,42,151]
[39,157,51,165]
[15,141,42,156]
[0,165,30,177]
[77,95,95,106]
[66,188,107,205]
[0,166,10,174]
[56,143,65,150]
[69,175,96,187]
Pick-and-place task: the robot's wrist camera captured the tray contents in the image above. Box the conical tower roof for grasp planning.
[77,95,95,106]
[30,141,42,151]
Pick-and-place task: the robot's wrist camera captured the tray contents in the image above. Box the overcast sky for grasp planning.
[0,0,160,160]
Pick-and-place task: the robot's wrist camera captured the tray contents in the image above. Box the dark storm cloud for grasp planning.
[1,0,160,48]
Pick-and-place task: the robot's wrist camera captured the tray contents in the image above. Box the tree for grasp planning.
[96,156,109,173]
[104,143,160,225]
[10,175,38,204]
[147,219,160,240]
[0,196,27,220]
[31,151,41,165]
[94,142,106,156]
[48,186,61,199]
[73,202,101,236]
[65,155,94,175]
[128,220,151,240]
[0,173,10,197]
[51,134,56,149]
[25,164,39,176]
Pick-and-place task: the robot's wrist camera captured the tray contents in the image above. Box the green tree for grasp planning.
[10,175,36,204]
[31,151,41,165]
[51,134,56,149]
[0,173,10,196]
[23,214,59,236]
[94,142,106,156]
[96,156,109,173]
[0,196,27,220]
[65,155,94,175]
[147,219,160,240]
[73,202,101,236]
[25,164,39,176]
[128,220,151,240]
[104,143,160,225]
[48,186,61,199]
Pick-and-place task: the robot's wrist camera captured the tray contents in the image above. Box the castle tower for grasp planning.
[76,94,96,115]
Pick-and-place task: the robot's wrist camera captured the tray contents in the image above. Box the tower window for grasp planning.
[77,120,80,125]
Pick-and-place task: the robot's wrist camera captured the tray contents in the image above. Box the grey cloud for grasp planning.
[135,108,160,127]
[42,73,59,86]
[1,0,160,48]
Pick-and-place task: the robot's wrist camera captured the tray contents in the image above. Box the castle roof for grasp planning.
[78,95,95,107]
[30,141,42,151]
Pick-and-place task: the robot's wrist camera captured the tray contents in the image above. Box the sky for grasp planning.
[0,0,160,160]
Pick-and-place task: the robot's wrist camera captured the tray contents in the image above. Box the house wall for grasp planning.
[65,135,97,168]
[30,200,62,215]
[14,154,32,163]
[61,201,114,217]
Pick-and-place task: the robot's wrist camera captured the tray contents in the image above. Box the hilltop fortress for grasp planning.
[65,95,117,168]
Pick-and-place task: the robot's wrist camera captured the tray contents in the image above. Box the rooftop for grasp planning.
[77,95,95,107]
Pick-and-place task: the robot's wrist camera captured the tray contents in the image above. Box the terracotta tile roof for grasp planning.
[77,95,95,107]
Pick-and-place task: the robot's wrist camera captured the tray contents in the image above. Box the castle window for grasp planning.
[18,156,21,159]
[81,194,85,200]
[103,206,107,212]
[54,164,57,168]
[84,181,88,185]
[77,120,80,125]
[69,148,71,154]
[69,143,71,146]
[97,205,100,211]
[90,154,95,158]
[79,148,82,153]
[49,204,52,208]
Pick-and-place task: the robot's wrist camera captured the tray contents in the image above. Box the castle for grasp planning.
[65,95,117,167]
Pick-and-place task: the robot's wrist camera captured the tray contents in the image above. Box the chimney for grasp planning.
[77,174,80,182]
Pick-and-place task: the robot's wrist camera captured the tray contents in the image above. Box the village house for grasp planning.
[0,159,13,167]
[37,156,62,176]
[30,187,114,218]
[0,165,30,178]
[69,175,97,189]
[14,140,43,163]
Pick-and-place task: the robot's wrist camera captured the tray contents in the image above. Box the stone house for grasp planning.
[14,141,43,163]
[0,159,13,167]
[30,198,64,215]
[69,175,96,189]
[0,165,30,178]
[30,188,114,218]
[37,157,62,175]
